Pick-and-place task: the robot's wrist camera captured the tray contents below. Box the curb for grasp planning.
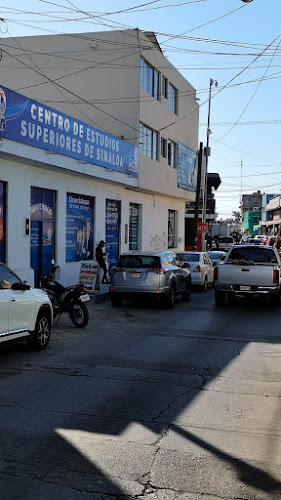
[93,292,110,304]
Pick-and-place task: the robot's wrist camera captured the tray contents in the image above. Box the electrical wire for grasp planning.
[160,3,248,45]
[1,45,145,135]
[216,36,281,142]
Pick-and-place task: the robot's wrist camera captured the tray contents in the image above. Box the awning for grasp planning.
[266,219,281,226]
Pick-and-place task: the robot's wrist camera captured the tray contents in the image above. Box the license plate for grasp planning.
[80,294,90,302]
[240,285,251,291]
[131,272,141,278]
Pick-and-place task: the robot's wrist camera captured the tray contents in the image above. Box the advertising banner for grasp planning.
[79,261,98,292]
[66,193,94,262]
[30,187,55,221]
[106,199,121,269]
[178,143,197,191]
[0,84,139,177]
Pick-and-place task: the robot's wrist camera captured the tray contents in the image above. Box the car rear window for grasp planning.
[178,253,199,262]
[227,247,278,264]
[208,252,224,259]
[117,255,161,268]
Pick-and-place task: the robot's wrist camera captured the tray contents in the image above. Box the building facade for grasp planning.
[0,30,199,286]
[243,210,261,236]
[265,195,281,236]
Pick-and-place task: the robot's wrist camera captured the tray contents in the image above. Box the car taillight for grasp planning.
[193,265,202,273]
[273,269,279,283]
[112,267,125,273]
[147,268,160,273]
[214,266,219,280]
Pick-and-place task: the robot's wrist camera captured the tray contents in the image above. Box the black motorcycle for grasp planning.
[40,262,90,328]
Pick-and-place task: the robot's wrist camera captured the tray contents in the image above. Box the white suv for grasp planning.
[0,263,53,350]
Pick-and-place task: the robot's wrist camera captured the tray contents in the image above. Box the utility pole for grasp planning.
[202,78,218,250]
[191,142,203,250]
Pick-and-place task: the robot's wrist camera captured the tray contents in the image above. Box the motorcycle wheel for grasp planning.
[70,301,89,328]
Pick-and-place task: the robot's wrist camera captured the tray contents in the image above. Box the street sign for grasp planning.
[198,222,207,233]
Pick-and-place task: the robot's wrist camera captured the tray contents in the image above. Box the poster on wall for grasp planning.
[178,143,197,191]
[0,182,6,262]
[106,199,121,269]
[79,262,98,292]
[30,187,55,221]
[66,193,94,262]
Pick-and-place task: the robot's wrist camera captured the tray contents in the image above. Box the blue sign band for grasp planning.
[178,142,197,191]
[0,85,139,177]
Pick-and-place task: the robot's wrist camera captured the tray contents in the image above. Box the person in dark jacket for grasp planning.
[96,240,109,284]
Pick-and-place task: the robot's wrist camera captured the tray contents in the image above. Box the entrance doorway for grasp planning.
[30,188,55,286]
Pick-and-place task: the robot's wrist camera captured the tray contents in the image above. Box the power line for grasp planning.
[217,36,281,142]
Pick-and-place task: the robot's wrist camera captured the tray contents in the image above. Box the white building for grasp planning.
[0,29,199,286]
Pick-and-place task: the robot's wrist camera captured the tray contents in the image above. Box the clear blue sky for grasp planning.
[1,0,280,218]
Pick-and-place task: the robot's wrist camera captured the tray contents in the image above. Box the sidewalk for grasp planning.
[91,282,110,303]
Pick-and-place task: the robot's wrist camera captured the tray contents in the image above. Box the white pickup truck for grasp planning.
[214,244,281,306]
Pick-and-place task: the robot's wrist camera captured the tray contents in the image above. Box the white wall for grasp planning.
[0,152,185,286]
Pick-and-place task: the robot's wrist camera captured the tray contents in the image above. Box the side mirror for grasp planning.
[220,255,225,261]
[12,281,30,291]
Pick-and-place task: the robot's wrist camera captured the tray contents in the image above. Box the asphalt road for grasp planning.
[0,289,280,499]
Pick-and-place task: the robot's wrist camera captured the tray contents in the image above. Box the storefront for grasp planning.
[0,83,186,287]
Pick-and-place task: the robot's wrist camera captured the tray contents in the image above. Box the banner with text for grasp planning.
[0,85,139,177]
[177,143,197,191]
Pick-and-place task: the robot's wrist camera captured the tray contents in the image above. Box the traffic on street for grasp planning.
[0,287,280,499]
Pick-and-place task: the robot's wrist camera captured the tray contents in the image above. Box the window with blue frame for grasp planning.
[140,57,160,100]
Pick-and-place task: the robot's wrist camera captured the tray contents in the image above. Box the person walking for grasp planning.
[96,240,109,284]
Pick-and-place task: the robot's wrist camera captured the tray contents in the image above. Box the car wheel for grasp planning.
[110,293,123,307]
[27,308,51,350]
[162,284,176,309]
[215,290,226,306]
[182,279,191,301]
[70,301,89,328]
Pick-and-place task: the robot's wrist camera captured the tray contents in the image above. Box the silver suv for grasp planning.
[110,251,191,308]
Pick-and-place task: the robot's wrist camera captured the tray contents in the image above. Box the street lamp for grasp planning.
[202,78,218,249]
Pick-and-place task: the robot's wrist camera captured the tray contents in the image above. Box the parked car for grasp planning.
[215,235,234,251]
[246,238,261,245]
[266,236,277,246]
[207,250,226,267]
[214,244,281,306]
[177,251,214,291]
[110,251,192,308]
[0,263,53,349]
